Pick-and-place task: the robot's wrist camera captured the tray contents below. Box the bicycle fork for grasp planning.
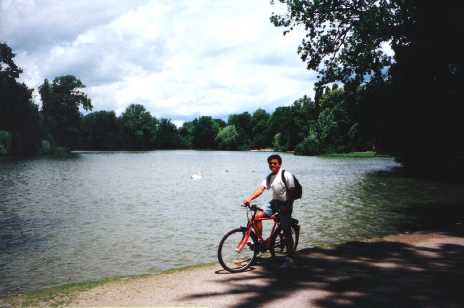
[235,226,252,253]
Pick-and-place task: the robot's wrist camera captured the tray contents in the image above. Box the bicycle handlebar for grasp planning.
[249,204,259,211]
[241,203,262,212]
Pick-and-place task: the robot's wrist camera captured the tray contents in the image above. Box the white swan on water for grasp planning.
[191,172,202,180]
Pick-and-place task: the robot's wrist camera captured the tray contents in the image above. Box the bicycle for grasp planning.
[217,203,300,273]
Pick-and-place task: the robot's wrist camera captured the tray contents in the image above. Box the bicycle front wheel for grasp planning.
[218,227,258,273]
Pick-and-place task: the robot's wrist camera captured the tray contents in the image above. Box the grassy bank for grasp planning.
[0,262,216,308]
[0,278,123,308]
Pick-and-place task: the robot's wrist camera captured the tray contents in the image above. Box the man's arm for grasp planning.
[243,185,266,205]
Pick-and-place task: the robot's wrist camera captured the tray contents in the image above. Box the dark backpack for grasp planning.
[267,169,302,200]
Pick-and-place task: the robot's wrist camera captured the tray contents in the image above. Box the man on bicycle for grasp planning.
[242,154,296,256]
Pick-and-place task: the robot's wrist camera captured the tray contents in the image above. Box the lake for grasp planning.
[1,150,463,295]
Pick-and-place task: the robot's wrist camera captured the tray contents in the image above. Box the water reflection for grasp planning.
[300,167,464,247]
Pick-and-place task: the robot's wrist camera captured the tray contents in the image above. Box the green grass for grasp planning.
[319,151,390,158]
[1,280,105,308]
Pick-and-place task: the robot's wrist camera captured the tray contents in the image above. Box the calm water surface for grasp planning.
[1,151,463,294]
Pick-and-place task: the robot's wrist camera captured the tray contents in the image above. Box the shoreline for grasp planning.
[2,227,463,307]
[0,263,217,308]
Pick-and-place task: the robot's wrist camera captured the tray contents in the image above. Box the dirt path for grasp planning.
[65,230,464,307]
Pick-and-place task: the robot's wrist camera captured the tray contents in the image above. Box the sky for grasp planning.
[1,0,316,125]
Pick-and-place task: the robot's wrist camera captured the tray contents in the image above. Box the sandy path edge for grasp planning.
[2,230,464,307]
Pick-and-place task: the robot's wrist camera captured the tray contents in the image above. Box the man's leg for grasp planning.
[254,202,273,242]
[253,210,265,238]
[278,202,294,256]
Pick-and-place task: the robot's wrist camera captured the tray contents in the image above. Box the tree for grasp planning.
[0,42,40,155]
[179,121,195,148]
[271,0,398,88]
[228,112,253,148]
[120,104,158,149]
[290,95,318,148]
[39,75,92,147]
[271,0,464,176]
[155,118,182,149]
[251,108,272,149]
[191,116,219,149]
[80,111,121,149]
[216,125,240,150]
[295,129,321,156]
[213,118,227,130]
[317,86,352,151]
[268,106,298,151]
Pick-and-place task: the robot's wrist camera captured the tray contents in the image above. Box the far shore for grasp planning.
[250,148,274,152]
[2,226,463,307]
[1,149,388,159]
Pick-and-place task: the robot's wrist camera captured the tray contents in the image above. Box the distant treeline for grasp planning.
[77,84,374,154]
[0,42,374,157]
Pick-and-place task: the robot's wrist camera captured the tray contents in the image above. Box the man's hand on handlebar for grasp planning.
[242,200,250,207]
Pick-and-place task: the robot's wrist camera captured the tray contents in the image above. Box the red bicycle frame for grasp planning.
[236,208,278,252]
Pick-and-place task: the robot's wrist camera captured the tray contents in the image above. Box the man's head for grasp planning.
[267,154,282,174]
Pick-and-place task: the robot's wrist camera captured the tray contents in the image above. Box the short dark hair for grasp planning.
[267,154,282,165]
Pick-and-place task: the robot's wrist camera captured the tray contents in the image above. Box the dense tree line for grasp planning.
[271,0,464,176]
[78,106,183,150]
[2,42,372,155]
[76,85,372,153]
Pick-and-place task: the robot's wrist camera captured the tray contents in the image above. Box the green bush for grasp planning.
[215,125,240,150]
[295,134,321,156]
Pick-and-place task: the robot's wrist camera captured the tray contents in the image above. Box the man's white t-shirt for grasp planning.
[260,168,295,202]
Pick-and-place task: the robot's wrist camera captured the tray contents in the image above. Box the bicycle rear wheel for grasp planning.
[218,227,258,273]
[269,224,299,258]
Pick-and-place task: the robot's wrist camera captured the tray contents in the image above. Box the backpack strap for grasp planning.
[266,173,272,188]
[268,169,289,190]
[281,169,288,190]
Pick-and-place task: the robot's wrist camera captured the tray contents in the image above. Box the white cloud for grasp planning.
[2,0,315,122]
